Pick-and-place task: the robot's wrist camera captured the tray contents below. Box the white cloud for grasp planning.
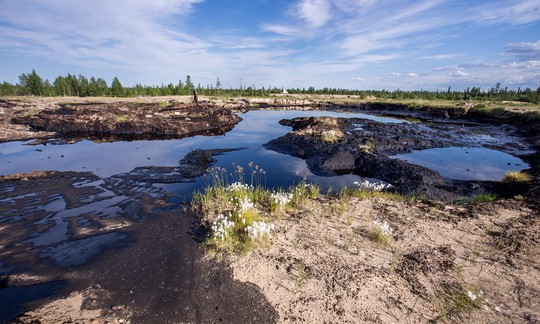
[0,0,207,73]
[390,72,401,77]
[419,54,462,60]
[406,72,419,77]
[475,0,540,25]
[504,40,540,60]
[448,70,469,77]
[351,77,366,81]
[298,0,332,28]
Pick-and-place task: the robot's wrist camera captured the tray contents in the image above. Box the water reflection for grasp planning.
[391,147,529,181]
[0,110,397,178]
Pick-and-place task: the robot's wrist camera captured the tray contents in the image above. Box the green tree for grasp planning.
[185,75,194,91]
[0,81,17,96]
[110,77,124,97]
[53,76,69,96]
[88,77,99,96]
[19,69,43,96]
[66,74,80,96]
[78,75,89,97]
[96,78,109,96]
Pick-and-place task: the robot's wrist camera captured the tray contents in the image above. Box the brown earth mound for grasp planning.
[10,101,242,141]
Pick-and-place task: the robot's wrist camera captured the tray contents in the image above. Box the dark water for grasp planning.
[391,147,529,181]
[0,280,64,321]
[0,109,532,190]
[0,111,400,191]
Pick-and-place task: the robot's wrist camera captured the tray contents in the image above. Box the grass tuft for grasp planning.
[320,130,343,143]
[502,171,532,183]
[435,286,483,321]
[115,114,129,123]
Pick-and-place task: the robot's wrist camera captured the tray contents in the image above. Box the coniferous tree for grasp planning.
[185,75,194,91]
[19,69,43,96]
[110,77,123,97]
[96,78,109,96]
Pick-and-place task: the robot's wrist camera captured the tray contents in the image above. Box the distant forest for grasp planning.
[1,70,539,103]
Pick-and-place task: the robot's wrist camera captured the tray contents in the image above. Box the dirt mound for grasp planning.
[9,101,242,142]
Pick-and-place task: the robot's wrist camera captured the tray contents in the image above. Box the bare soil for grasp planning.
[230,196,540,323]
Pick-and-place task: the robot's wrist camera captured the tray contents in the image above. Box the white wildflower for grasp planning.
[226,182,252,191]
[353,180,392,192]
[467,290,477,301]
[246,221,275,240]
[236,197,254,214]
[211,213,235,241]
[270,191,292,208]
[373,219,393,236]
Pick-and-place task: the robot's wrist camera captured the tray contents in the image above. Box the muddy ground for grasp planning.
[0,152,277,323]
[265,115,540,201]
[1,96,539,323]
[1,97,241,143]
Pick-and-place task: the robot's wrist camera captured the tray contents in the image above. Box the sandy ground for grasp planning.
[230,196,540,323]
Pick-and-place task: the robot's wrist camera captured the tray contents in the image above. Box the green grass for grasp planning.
[369,228,391,247]
[339,186,406,201]
[358,138,375,154]
[502,171,533,183]
[472,193,498,203]
[434,286,483,321]
[295,259,306,291]
[192,165,320,255]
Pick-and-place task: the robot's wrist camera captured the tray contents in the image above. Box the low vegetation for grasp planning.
[320,129,343,143]
[472,193,498,203]
[435,286,484,321]
[502,171,533,183]
[192,165,399,255]
[192,164,320,255]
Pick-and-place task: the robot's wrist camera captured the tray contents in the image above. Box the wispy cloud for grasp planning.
[504,40,540,60]
[448,70,469,77]
[298,0,332,28]
[0,0,539,89]
[0,0,207,71]
[419,54,462,60]
[474,0,540,25]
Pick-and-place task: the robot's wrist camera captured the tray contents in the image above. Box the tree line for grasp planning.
[1,70,539,103]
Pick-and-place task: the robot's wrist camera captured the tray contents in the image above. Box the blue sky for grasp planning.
[0,0,539,90]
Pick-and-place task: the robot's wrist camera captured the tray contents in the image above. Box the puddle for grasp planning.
[0,280,64,322]
[391,147,530,181]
